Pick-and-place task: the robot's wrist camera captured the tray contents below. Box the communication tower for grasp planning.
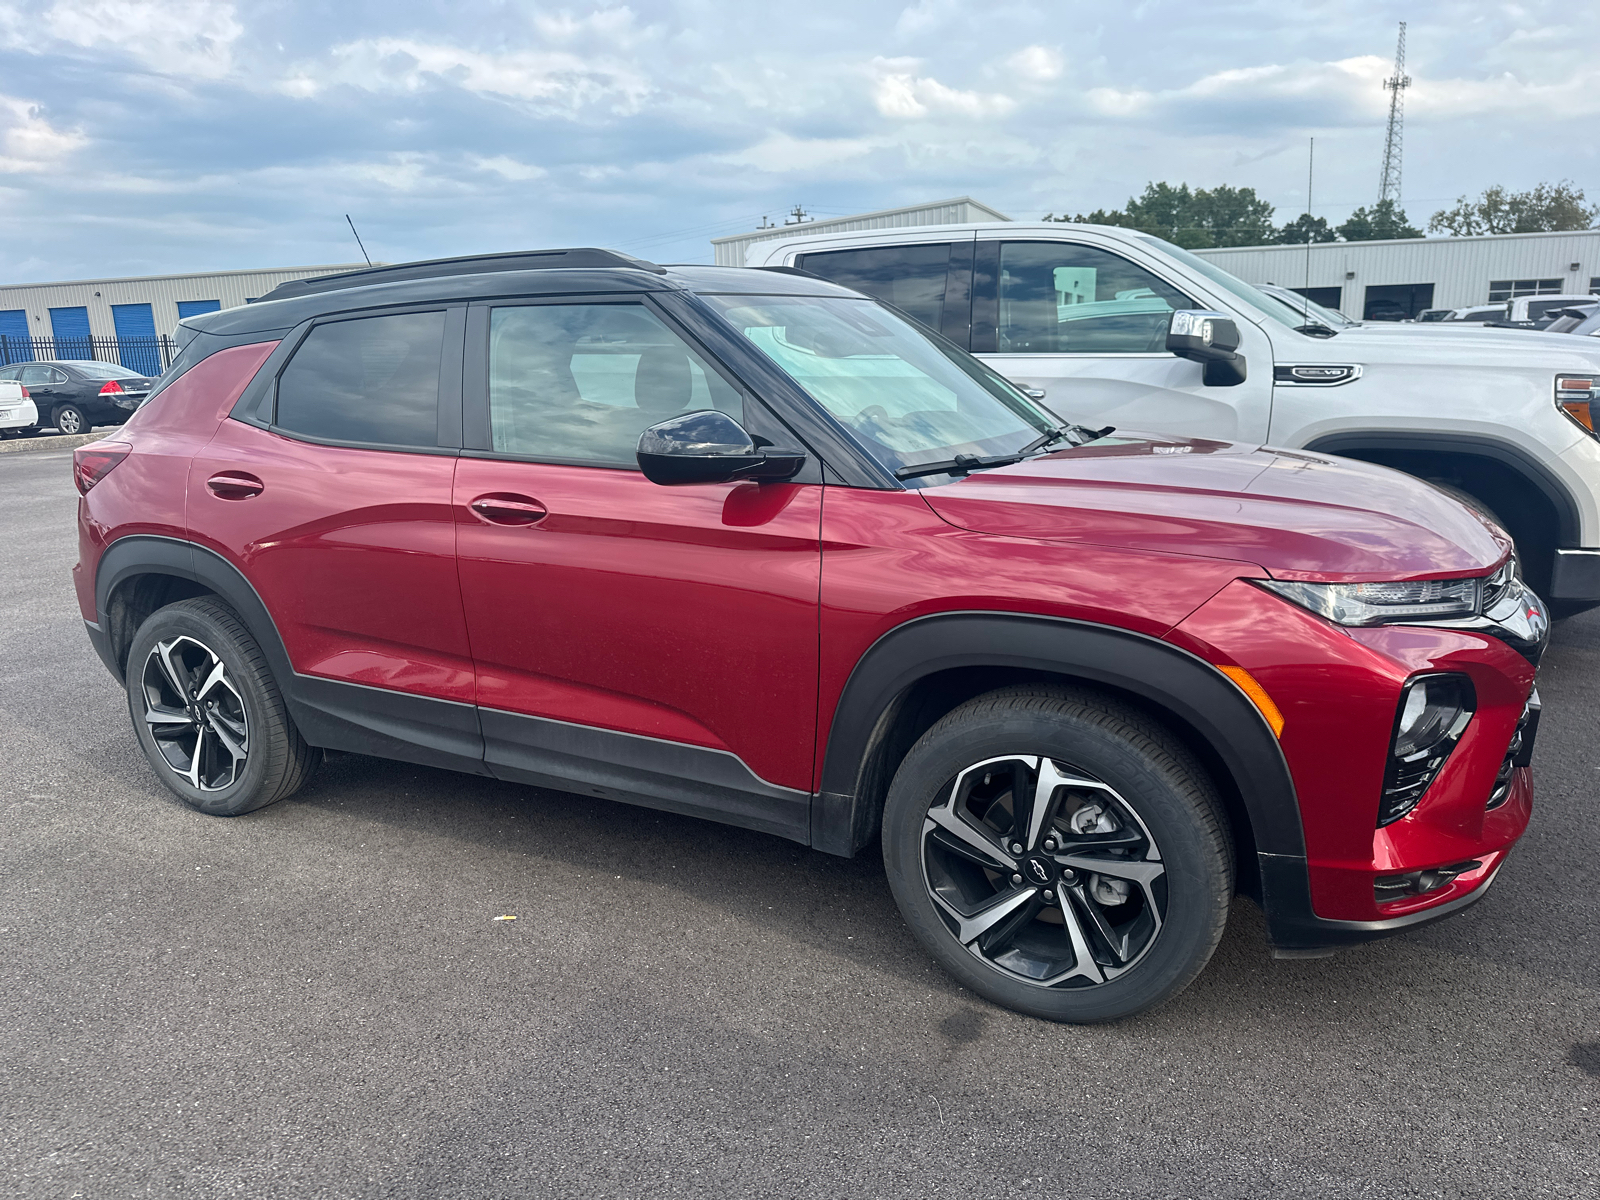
[1378,22,1411,205]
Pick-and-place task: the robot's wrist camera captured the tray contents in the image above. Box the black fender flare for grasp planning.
[1303,430,1581,548]
[812,612,1305,863]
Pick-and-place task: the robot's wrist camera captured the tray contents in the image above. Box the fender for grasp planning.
[813,612,1305,863]
[1303,430,1581,547]
[93,534,486,774]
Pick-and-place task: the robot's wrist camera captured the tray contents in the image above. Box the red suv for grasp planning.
[73,249,1548,1022]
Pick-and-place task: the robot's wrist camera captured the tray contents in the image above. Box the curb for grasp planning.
[0,431,104,456]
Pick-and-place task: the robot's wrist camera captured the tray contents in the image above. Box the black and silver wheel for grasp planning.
[125,597,318,816]
[53,403,88,435]
[883,686,1234,1023]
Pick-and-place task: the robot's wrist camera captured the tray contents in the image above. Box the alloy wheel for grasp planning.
[920,754,1166,988]
[139,636,250,791]
[56,407,84,434]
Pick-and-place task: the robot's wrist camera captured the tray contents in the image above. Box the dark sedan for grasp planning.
[0,360,158,434]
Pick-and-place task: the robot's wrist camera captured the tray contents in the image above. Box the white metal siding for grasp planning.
[0,263,370,339]
[1195,230,1600,317]
[711,197,1010,266]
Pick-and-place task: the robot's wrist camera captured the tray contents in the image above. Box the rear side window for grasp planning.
[797,244,952,330]
[276,312,444,448]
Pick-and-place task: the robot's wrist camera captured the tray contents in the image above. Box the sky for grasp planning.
[0,0,1594,281]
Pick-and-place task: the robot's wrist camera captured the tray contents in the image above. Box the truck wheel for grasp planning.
[52,403,88,435]
[882,685,1234,1023]
[125,597,319,816]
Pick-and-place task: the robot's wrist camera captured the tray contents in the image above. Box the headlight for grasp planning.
[1556,373,1599,434]
[1256,577,1480,625]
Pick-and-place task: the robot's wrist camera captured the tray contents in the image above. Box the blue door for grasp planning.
[111,303,161,375]
[49,306,92,360]
[0,310,31,364]
[176,299,221,319]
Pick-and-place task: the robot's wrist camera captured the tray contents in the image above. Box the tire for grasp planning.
[882,685,1234,1023]
[125,596,319,816]
[52,404,88,435]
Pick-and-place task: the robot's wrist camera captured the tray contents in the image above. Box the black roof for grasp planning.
[184,249,853,338]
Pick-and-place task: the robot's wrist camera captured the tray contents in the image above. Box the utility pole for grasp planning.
[1377,22,1410,206]
[784,205,812,226]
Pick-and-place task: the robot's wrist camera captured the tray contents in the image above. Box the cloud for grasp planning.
[722,131,882,173]
[871,58,1015,119]
[0,94,85,173]
[1087,56,1392,123]
[281,36,654,118]
[38,0,243,79]
[1005,45,1064,83]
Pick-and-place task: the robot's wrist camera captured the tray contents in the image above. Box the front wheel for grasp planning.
[125,597,319,816]
[883,686,1234,1023]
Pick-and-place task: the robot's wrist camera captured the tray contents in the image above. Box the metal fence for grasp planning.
[0,334,180,377]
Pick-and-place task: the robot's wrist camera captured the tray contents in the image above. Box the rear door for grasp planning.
[186,304,482,768]
[452,294,821,840]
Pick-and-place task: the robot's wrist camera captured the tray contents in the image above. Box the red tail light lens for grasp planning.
[73,441,131,494]
[20,385,29,398]
[98,379,126,395]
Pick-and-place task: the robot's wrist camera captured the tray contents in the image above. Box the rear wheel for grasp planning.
[125,597,318,816]
[883,686,1234,1023]
[52,403,88,435]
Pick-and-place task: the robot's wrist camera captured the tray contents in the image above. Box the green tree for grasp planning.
[1275,213,1336,244]
[1429,181,1598,235]
[1338,199,1422,241]
[1048,182,1276,249]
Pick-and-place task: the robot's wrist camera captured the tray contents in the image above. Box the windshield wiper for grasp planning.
[894,423,1117,481]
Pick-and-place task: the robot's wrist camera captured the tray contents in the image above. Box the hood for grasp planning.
[920,434,1510,582]
[1325,322,1600,367]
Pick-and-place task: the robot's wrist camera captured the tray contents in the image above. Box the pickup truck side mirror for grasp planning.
[637,409,807,486]
[1166,310,1247,388]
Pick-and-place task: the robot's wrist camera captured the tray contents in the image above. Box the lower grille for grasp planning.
[1488,689,1540,811]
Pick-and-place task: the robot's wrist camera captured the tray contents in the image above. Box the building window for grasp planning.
[1590,277,1600,296]
[1488,279,1562,302]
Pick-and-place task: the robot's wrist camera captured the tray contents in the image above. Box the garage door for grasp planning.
[49,306,92,359]
[0,310,31,364]
[111,302,162,376]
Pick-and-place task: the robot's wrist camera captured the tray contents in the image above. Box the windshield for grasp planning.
[702,294,1059,477]
[71,361,152,380]
[1131,234,1307,331]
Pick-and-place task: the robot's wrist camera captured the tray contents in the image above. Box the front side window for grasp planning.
[796,244,952,330]
[997,242,1194,353]
[276,311,444,448]
[488,303,741,467]
[703,294,1054,476]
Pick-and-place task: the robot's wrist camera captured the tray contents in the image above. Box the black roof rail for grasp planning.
[751,265,824,279]
[260,248,669,302]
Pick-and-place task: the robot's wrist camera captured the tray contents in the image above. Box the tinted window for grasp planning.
[998,242,1193,353]
[488,303,741,467]
[796,244,952,329]
[19,364,52,385]
[276,312,444,447]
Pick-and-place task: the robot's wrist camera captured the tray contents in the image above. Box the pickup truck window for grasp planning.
[1133,234,1304,331]
[796,244,952,330]
[996,242,1192,354]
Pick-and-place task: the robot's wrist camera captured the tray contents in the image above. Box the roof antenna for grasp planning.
[345,215,373,266]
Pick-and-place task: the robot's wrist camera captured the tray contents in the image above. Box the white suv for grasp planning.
[0,378,38,437]
[746,221,1600,610]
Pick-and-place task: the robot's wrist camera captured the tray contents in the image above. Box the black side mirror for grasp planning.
[1166,309,1247,387]
[637,410,807,486]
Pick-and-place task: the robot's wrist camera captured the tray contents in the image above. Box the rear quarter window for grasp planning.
[274,311,445,448]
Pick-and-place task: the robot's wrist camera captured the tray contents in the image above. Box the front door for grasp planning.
[971,236,1275,442]
[453,297,821,842]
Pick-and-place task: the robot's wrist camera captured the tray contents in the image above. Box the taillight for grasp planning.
[1555,374,1599,433]
[20,385,29,398]
[98,379,126,395]
[73,441,131,494]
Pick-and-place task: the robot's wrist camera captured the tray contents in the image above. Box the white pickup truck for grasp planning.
[0,378,39,437]
[746,221,1600,610]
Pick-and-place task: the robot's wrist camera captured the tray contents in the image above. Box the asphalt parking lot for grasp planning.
[2,449,1596,1199]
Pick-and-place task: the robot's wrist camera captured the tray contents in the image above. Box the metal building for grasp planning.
[1194,229,1600,321]
[710,197,1010,267]
[0,263,367,369]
